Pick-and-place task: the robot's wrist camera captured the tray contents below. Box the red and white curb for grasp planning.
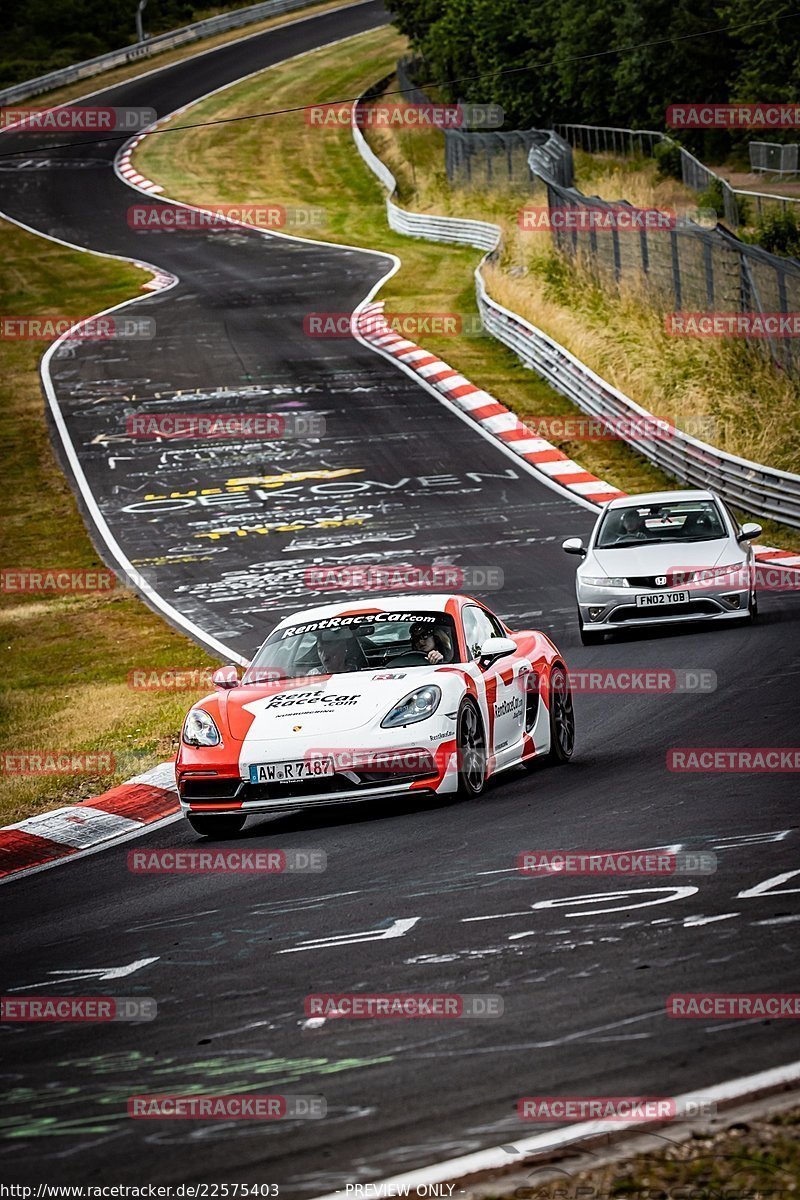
[355,301,800,574]
[0,762,178,884]
[356,301,625,506]
[117,130,179,292]
[117,133,164,194]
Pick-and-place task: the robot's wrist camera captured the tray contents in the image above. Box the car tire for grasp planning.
[735,588,758,626]
[187,814,247,838]
[456,699,486,798]
[543,664,575,763]
[578,615,604,646]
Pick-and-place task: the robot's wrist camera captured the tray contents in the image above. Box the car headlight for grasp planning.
[381,685,441,729]
[690,563,747,585]
[182,709,222,747]
[582,576,629,587]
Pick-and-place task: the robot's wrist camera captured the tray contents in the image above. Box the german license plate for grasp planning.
[636,590,690,607]
[249,758,334,784]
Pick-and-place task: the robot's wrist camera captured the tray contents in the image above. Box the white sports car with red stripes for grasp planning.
[176,595,575,836]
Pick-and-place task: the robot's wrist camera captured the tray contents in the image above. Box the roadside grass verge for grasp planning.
[0,219,218,823]
[489,1103,800,1200]
[135,42,799,548]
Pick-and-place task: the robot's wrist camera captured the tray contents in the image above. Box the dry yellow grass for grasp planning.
[364,94,800,477]
[486,240,800,471]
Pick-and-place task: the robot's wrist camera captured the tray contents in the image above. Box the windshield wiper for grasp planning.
[600,538,666,548]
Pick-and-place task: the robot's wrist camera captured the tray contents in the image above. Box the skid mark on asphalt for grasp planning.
[0,1053,393,1145]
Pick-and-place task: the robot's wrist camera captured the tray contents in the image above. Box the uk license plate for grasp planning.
[636,590,690,607]
[249,758,334,784]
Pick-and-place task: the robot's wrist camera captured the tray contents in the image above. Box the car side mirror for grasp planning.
[212,665,240,689]
[562,537,586,556]
[478,636,516,668]
[737,522,762,542]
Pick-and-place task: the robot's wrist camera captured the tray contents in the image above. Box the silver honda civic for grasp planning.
[562,489,761,645]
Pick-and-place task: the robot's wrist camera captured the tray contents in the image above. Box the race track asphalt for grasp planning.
[1,3,800,1188]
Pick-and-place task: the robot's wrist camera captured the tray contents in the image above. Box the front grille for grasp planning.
[626,573,696,588]
[181,778,243,800]
[609,600,720,622]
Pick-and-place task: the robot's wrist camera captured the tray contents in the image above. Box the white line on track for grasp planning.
[308,1058,800,1199]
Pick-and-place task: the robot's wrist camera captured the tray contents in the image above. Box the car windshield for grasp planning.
[595,499,727,548]
[243,612,460,680]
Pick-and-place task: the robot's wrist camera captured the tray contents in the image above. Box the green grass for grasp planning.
[0,220,219,823]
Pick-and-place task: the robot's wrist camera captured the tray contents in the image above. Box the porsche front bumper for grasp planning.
[177,745,457,814]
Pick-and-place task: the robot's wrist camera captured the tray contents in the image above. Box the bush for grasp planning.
[697,178,726,219]
[654,140,683,180]
[754,209,800,259]
[734,193,751,227]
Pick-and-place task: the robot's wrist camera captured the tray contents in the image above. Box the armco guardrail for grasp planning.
[353,80,500,252]
[0,0,325,105]
[556,122,800,228]
[352,90,800,528]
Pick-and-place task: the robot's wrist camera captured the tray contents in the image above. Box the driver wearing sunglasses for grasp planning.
[410,622,454,665]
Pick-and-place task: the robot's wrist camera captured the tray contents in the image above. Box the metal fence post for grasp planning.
[670,231,683,310]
